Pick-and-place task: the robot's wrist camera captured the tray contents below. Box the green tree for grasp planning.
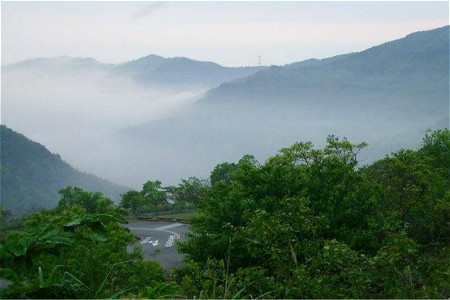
[141,180,166,213]
[210,162,237,186]
[419,129,450,182]
[120,190,145,214]
[57,186,116,214]
[180,131,450,298]
[0,205,12,227]
[0,189,166,299]
[167,177,207,207]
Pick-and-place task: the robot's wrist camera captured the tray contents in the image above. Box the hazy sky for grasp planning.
[2,1,449,66]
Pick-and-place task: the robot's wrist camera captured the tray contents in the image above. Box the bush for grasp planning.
[179,130,450,298]
[0,190,167,299]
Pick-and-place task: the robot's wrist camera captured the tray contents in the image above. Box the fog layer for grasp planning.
[2,65,206,188]
[2,27,449,189]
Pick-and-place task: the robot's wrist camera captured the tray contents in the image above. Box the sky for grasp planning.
[1,1,449,67]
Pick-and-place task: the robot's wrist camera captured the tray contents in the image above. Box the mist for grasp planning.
[3,65,447,190]
[115,97,445,188]
[2,26,448,190]
[1,64,207,188]
[2,65,447,190]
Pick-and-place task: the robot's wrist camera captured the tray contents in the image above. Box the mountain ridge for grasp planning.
[111,54,266,89]
[0,125,130,216]
[200,25,449,108]
[4,54,267,90]
[117,25,449,186]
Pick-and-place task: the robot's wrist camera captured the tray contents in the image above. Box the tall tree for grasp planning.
[120,190,145,214]
[167,177,207,206]
[141,180,166,213]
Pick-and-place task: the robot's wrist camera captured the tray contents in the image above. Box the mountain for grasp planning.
[112,54,266,89]
[2,56,112,74]
[1,54,267,188]
[0,125,130,216]
[2,27,447,187]
[201,26,449,115]
[3,54,265,91]
[117,26,449,185]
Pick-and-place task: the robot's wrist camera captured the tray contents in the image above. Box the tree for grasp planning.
[167,177,207,207]
[418,129,450,182]
[120,190,145,214]
[141,180,166,213]
[0,190,166,299]
[57,186,115,214]
[0,205,12,226]
[210,162,237,186]
[179,131,450,298]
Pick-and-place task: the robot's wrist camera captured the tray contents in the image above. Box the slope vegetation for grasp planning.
[119,26,449,184]
[0,125,129,215]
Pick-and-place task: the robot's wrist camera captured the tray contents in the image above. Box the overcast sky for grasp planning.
[2,1,449,67]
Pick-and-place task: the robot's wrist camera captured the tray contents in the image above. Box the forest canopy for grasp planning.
[178,129,450,299]
[1,129,449,299]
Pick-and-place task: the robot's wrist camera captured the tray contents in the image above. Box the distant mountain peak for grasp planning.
[201,25,449,107]
[113,54,265,89]
[4,55,108,72]
[129,54,165,63]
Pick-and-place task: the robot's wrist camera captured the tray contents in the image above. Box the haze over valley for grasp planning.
[2,26,449,190]
[2,3,450,298]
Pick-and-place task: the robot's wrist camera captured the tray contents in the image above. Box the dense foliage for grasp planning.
[178,130,450,298]
[166,177,208,207]
[0,188,167,299]
[121,178,207,214]
[2,130,449,299]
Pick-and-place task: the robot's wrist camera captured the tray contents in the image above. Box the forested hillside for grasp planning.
[0,125,129,215]
[1,3,448,298]
[120,26,449,185]
[112,54,265,89]
[3,54,265,91]
[1,129,449,299]
[2,56,111,74]
[178,129,450,298]
[203,26,449,116]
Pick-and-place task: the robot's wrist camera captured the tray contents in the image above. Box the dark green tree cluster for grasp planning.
[178,130,450,298]
[210,162,237,186]
[56,186,118,214]
[121,178,207,214]
[120,180,166,214]
[0,188,168,299]
[166,177,208,207]
[0,205,12,227]
[0,125,128,216]
[2,130,449,299]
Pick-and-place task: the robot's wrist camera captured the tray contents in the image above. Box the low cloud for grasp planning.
[1,66,206,188]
